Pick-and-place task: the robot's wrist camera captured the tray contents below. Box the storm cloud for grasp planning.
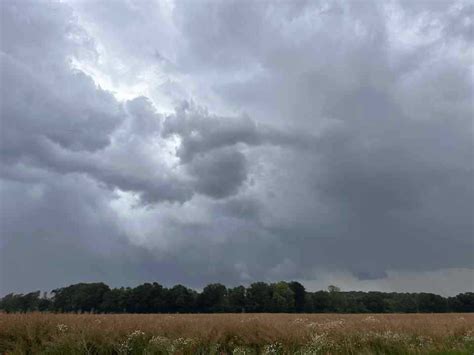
[0,0,472,295]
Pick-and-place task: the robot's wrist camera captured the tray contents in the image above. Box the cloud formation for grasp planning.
[0,0,472,295]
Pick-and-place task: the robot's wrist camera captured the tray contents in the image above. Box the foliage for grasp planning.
[1,281,473,314]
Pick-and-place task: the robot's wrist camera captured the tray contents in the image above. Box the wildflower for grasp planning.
[56,324,68,333]
[128,329,145,339]
[233,346,253,355]
[149,335,175,352]
[149,335,169,346]
[172,337,195,351]
[148,335,195,352]
[117,340,132,354]
[462,330,474,343]
[415,335,433,348]
[262,342,283,354]
[307,319,345,332]
[116,329,148,354]
[303,333,333,353]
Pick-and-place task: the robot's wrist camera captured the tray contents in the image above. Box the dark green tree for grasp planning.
[363,292,386,313]
[312,291,331,312]
[101,288,129,313]
[52,283,110,313]
[166,285,197,313]
[449,293,474,312]
[246,282,272,312]
[417,293,448,313]
[288,281,306,312]
[2,281,473,314]
[198,283,228,312]
[126,283,166,313]
[270,282,295,312]
[228,286,246,312]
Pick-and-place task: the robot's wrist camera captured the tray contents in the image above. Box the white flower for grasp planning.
[128,330,145,339]
[56,324,68,333]
[233,346,253,354]
[262,342,283,354]
[117,341,132,354]
[415,335,433,348]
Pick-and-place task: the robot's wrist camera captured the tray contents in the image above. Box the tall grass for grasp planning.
[0,313,473,354]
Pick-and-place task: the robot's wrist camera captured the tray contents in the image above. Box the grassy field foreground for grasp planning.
[0,313,473,354]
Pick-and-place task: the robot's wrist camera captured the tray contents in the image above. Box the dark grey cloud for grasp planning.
[0,174,144,294]
[162,101,315,163]
[188,147,248,199]
[162,102,261,163]
[0,0,472,295]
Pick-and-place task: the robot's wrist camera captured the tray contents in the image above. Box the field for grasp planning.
[0,313,473,354]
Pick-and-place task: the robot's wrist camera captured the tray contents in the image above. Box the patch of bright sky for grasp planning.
[65,0,177,113]
[65,0,252,119]
[384,2,444,52]
[70,56,152,102]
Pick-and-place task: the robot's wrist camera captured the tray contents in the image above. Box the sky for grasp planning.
[0,0,473,296]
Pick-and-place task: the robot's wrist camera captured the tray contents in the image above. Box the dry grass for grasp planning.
[0,312,473,354]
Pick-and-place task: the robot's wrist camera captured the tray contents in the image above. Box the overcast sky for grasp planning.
[0,0,473,296]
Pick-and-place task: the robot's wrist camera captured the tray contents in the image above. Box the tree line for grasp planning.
[1,281,473,313]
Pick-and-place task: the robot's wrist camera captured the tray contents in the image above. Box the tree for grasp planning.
[101,288,129,313]
[198,283,228,312]
[270,282,295,312]
[228,286,246,312]
[2,280,471,314]
[246,282,272,312]
[389,293,418,313]
[449,293,474,312]
[52,283,110,313]
[166,285,197,313]
[0,293,24,313]
[37,292,52,312]
[303,293,314,312]
[289,281,306,312]
[126,283,166,313]
[343,292,368,313]
[363,292,386,313]
[417,293,448,313]
[327,285,345,312]
[312,291,331,312]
